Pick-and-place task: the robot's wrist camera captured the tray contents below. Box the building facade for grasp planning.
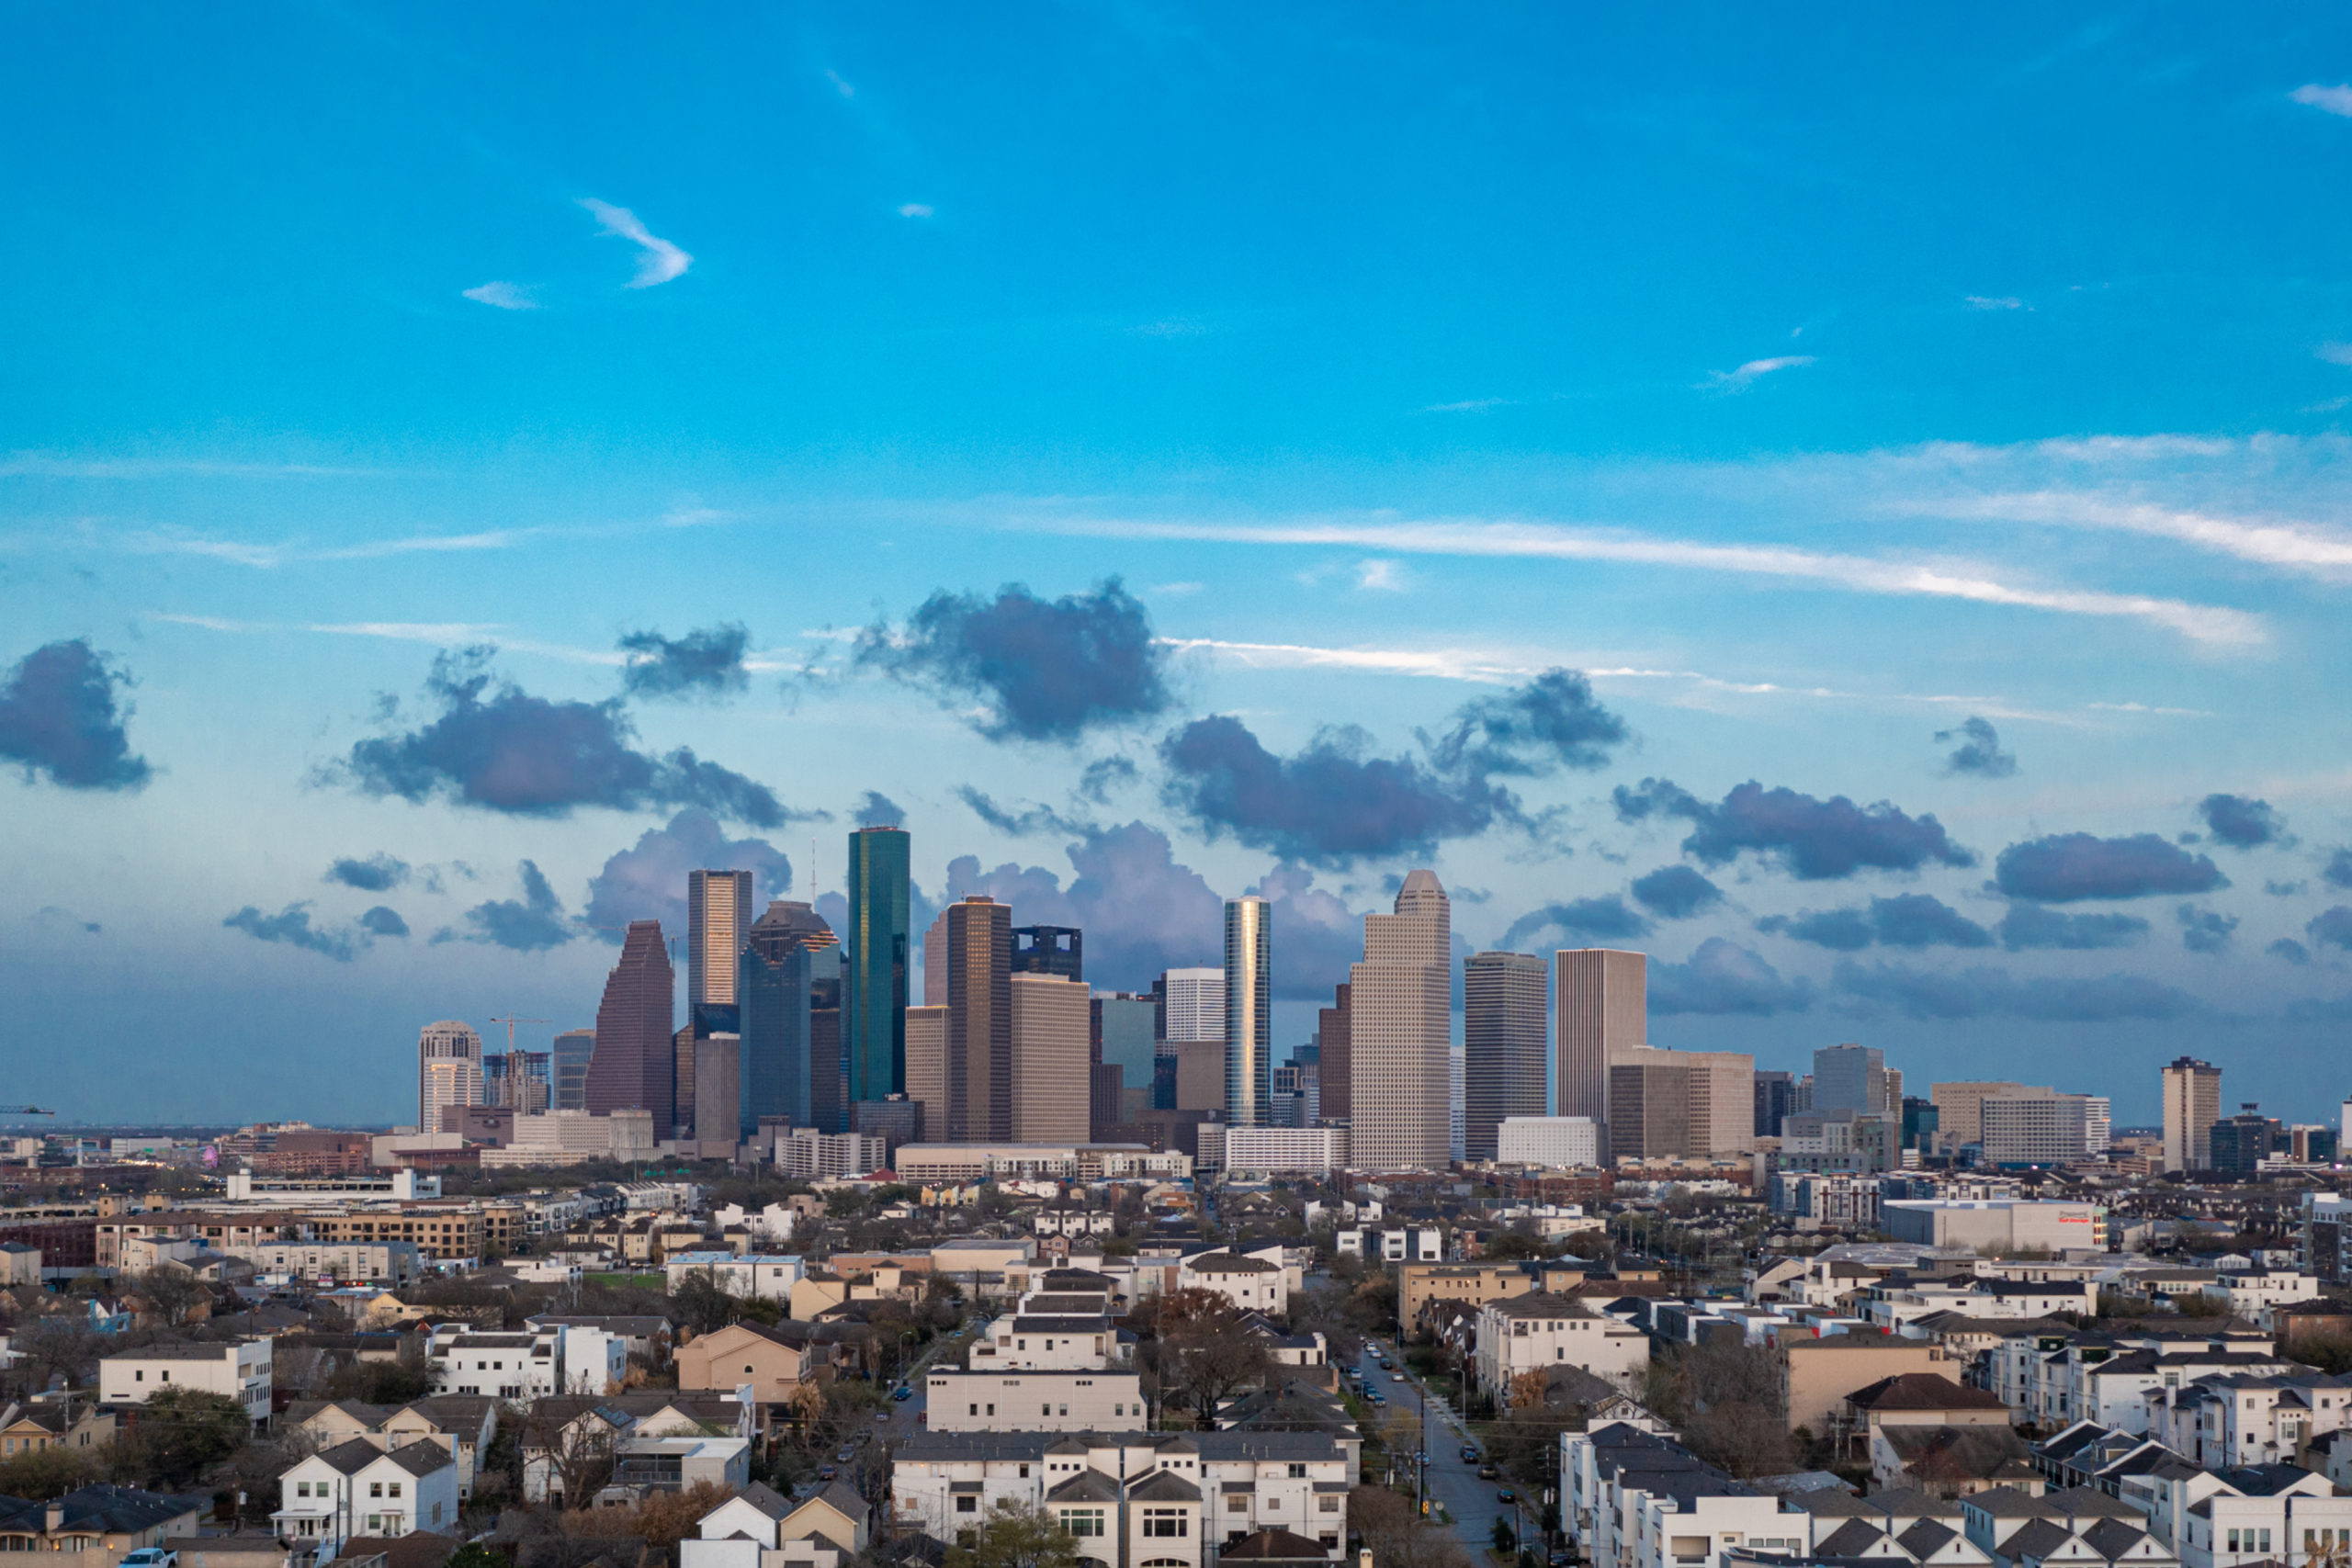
[2164,1056,2223,1173]
[584,921,677,1130]
[416,1021,482,1137]
[1349,871,1451,1171]
[946,897,1014,1140]
[1010,974,1091,1144]
[687,869,753,1010]
[844,824,912,1104]
[1224,898,1272,1127]
[1556,949,1644,1125]
[1496,1116,1601,1168]
[1464,951,1546,1162]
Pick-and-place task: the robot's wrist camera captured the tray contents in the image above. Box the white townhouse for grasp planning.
[1475,1293,1649,1400]
[1176,1253,1290,1317]
[968,1301,1136,1372]
[428,1323,624,1399]
[682,1480,868,1568]
[665,1251,806,1303]
[271,1437,458,1560]
[98,1338,273,1426]
[924,1369,1148,1432]
[1560,1424,1791,1568]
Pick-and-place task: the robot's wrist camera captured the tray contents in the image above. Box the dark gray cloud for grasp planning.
[358,906,410,938]
[2177,905,2238,954]
[1936,716,2018,778]
[1502,896,1651,948]
[447,861,576,952]
[1993,832,2227,903]
[326,853,410,892]
[618,623,751,701]
[1760,894,1993,952]
[1160,716,1503,864]
[859,579,1173,743]
[1079,756,1139,803]
[1996,904,2150,951]
[1834,960,2203,1021]
[2270,938,2312,965]
[584,809,794,939]
[957,786,1080,838]
[2267,879,2310,897]
[2289,994,2352,1021]
[855,791,907,827]
[1429,669,1628,776]
[941,821,1223,993]
[1650,938,1814,1016]
[2326,849,2352,890]
[36,906,101,935]
[2310,906,2352,953]
[340,648,793,825]
[223,903,362,962]
[0,638,152,791]
[1613,776,1974,881]
[1629,865,1723,919]
[2198,794,2288,850]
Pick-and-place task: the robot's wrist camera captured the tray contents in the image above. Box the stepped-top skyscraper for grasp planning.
[1464,951,1546,1160]
[1224,897,1272,1125]
[844,825,911,1103]
[585,919,677,1128]
[1350,870,1452,1169]
[687,868,753,1008]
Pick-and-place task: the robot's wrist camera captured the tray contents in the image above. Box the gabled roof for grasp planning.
[1849,1373,2010,1414]
[0,1484,206,1537]
[1815,1519,1891,1557]
[725,1481,795,1522]
[1045,1471,1122,1504]
[1126,1469,1202,1502]
[1998,1518,2075,1561]
[2077,1518,2152,1560]
[1218,1529,1333,1562]
[1898,1520,1960,1559]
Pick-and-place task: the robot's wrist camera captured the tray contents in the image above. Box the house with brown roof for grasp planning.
[1783,1333,1958,1435]
[675,1322,835,1406]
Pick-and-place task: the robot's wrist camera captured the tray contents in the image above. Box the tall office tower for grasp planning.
[923,910,949,1007]
[1928,1081,2052,1149]
[1317,982,1352,1122]
[1093,992,1158,1130]
[417,1021,483,1134]
[739,899,836,1134]
[1350,869,1452,1171]
[843,825,911,1103]
[1754,1071,1795,1138]
[944,897,1013,1139]
[808,945,845,1133]
[672,1024,695,1138]
[585,920,677,1129]
[1010,974,1090,1141]
[1159,967,1227,1044]
[674,1002,738,1140]
[694,1031,741,1159]
[1901,1095,1939,1152]
[1451,1047,1466,1163]
[687,869,754,1009]
[1607,1046,1756,1160]
[1225,897,1272,1125]
[1884,1068,1905,1115]
[551,1030,594,1111]
[1556,950,1645,1123]
[482,1052,511,1108]
[1464,951,1547,1161]
[1012,926,1083,982]
[905,1005,948,1142]
[2163,1056,2223,1172]
[1980,1093,2109,1165]
[1812,1043,1888,1117]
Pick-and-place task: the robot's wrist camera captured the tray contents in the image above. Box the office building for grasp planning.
[843,825,911,1103]
[417,1021,483,1135]
[1606,1046,1755,1161]
[905,1005,948,1143]
[1813,1043,1894,1117]
[1464,951,1546,1161]
[1901,1095,1939,1152]
[584,920,677,1129]
[1221,1125,1349,1178]
[1754,1070,1794,1138]
[693,1030,741,1159]
[1317,981,1351,1123]
[808,946,845,1133]
[738,899,836,1134]
[922,908,949,1007]
[944,896,1013,1140]
[1979,1093,2110,1166]
[2210,1103,2280,1175]
[1173,1040,1226,1111]
[687,869,753,1010]
[1159,966,1226,1043]
[1224,897,1272,1125]
[1011,926,1082,981]
[1496,1116,1601,1168]
[483,1051,550,1114]
[1451,1045,1465,1163]
[550,1030,594,1111]
[1091,992,1156,1098]
[673,1001,738,1140]
[1929,1081,2053,1150]
[1556,949,1644,1123]
[2163,1056,2222,1173]
[1010,974,1090,1143]
[1350,869,1452,1171]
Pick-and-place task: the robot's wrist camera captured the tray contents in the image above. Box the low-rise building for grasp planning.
[98,1338,273,1425]
[1177,1252,1290,1316]
[665,1252,807,1303]
[681,1480,869,1568]
[0,1401,116,1457]
[2199,1269,2321,1328]
[0,1484,206,1555]
[426,1325,621,1400]
[1561,1423,1791,1568]
[674,1321,833,1404]
[1782,1334,1956,1435]
[1475,1294,1650,1400]
[923,1370,1148,1431]
[270,1438,459,1560]
[1496,1117,1602,1168]
[600,1434,752,1505]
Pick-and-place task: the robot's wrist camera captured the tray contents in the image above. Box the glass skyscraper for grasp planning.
[1224,896,1272,1125]
[844,825,911,1103]
[738,899,836,1135]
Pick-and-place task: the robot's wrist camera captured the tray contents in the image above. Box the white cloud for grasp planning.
[1422,397,1514,412]
[578,198,693,288]
[2317,343,2352,366]
[825,68,855,98]
[1701,355,1815,391]
[1148,581,1203,596]
[462,281,539,310]
[1024,512,2265,647]
[1355,558,1405,591]
[1964,295,2025,310]
[2292,83,2352,118]
[898,202,934,219]
[1932,491,2352,581]
[1132,320,1208,338]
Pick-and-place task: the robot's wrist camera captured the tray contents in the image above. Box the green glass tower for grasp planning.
[843,825,911,1102]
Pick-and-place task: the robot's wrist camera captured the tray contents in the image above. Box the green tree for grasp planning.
[131,1388,254,1488]
[0,1442,107,1500]
[943,1500,1082,1568]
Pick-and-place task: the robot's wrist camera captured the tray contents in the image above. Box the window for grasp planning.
[1060,1405,1070,1417]
[1144,1510,1188,1539]
[371,1483,384,1498]
[971,1405,979,1416]
[1045,1405,1054,1418]
[2261,1531,2273,1552]
[1063,1511,1104,1538]
[956,1497,978,1515]
[989,1405,997,1416]
[367,1516,382,1532]
[1321,1497,1339,1514]
[1020,1465,1031,1478]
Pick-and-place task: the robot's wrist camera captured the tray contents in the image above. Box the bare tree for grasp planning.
[520,1405,620,1506]
[127,1268,211,1329]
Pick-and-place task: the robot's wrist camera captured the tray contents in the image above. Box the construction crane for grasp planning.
[487,1014,550,1055]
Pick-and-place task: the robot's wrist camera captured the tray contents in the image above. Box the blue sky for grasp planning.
[6,5,2352,1126]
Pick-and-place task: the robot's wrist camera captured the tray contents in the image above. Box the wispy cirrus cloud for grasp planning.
[1964,295,2026,310]
[2291,84,2352,118]
[1701,355,1815,391]
[1029,513,2263,646]
[462,281,539,310]
[898,203,934,219]
[1932,491,2352,581]
[578,199,692,288]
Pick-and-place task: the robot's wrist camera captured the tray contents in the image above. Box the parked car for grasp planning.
[894,1386,913,1401]
[1478,1464,1499,1480]
[837,1447,857,1462]
[1460,1445,1480,1462]
[120,1553,176,1568]
[1497,1488,1517,1505]
[819,1467,837,1481]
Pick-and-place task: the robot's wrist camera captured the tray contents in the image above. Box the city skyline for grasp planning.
[8,10,2352,1122]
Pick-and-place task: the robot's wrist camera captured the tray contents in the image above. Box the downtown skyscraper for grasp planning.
[1350,869,1451,1170]
[843,825,911,1103]
[1463,951,1546,1161]
[1224,897,1272,1126]
[943,896,1012,1139]
[687,869,753,1009]
[585,920,676,1129]
[738,899,838,1135]
[1557,948,1645,1125]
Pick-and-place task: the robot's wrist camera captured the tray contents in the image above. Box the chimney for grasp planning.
[43,1500,62,1535]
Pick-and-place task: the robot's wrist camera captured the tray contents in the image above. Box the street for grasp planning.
[1354,1342,1522,1562]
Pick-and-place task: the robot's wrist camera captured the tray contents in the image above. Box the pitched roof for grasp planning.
[0,1484,206,1537]
[1045,1471,1122,1504]
[1849,1372,2011,1414]
[1126,1469,1203,1502]
[726,1481,795,1522]
[1219,1529,1333,1562]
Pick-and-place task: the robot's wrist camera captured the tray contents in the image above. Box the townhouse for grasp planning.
[2141,1371,2352,1471]
[97,1338,274,1425]
[925,1370,1148,1432]
[1474,1293,1649,1401]
[270,1438,459,1560]
[1561,1424,1793,1568]
[282,1395,498,1498]
[682,1481,869,1568]
[1956,1485,2179,1568]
